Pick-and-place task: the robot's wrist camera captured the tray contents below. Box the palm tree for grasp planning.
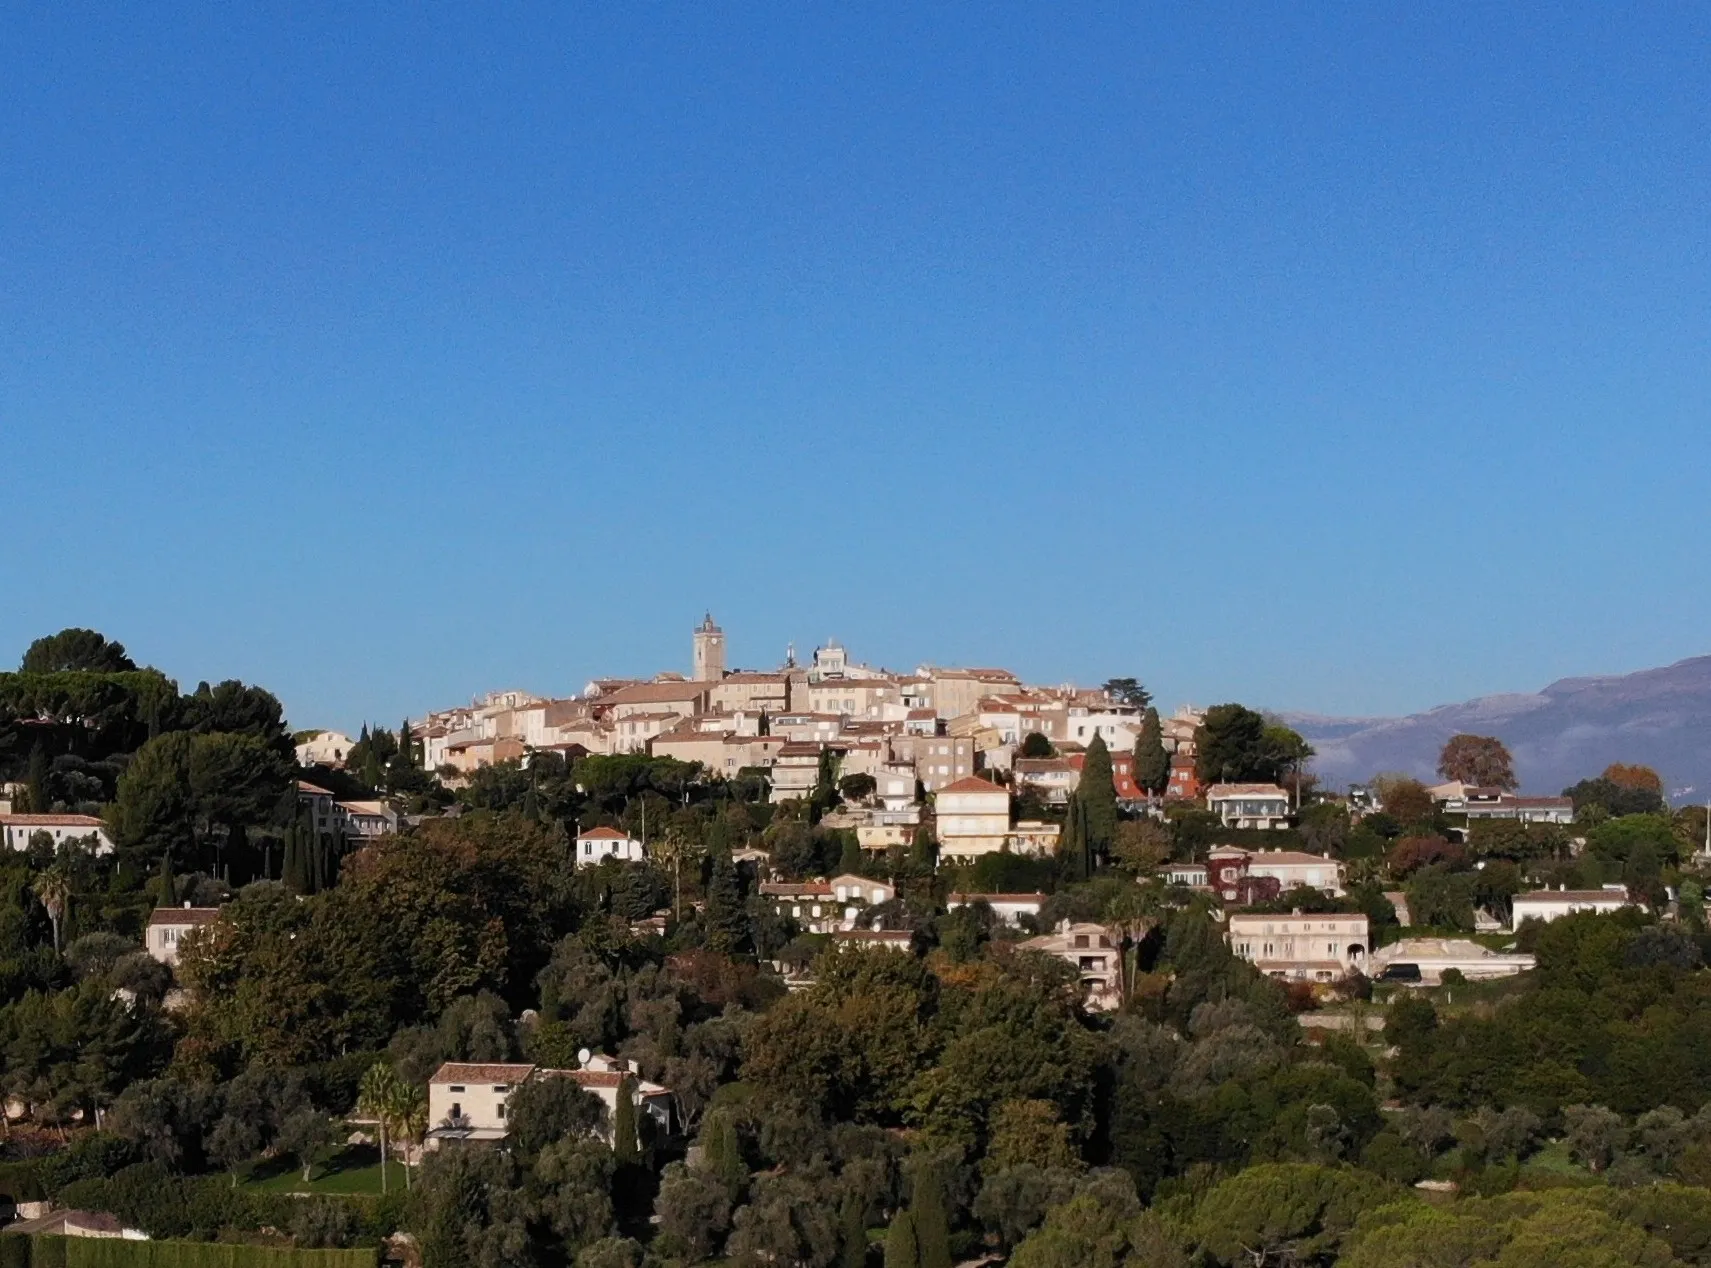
[357,1062,407,1195]
[393,1085,427,1189]
[33,866,72,952]
[1104,885,1162,1008]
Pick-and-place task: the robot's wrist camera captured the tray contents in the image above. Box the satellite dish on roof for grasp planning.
[577,1047,592,1068]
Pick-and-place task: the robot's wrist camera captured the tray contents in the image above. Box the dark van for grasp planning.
[1378,963,1423,983]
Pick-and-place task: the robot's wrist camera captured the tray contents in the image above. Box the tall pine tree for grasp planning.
[1080,733,1118,864]
[1133,706,1170,797]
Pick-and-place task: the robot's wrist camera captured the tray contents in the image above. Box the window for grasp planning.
[449,1085,466,1093]
[1073,935,1089,948]
[493,1085,508,1092]
[496,1103,506,1119]
[450,1102,462,1118]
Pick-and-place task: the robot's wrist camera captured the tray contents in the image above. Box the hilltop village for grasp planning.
[0,623,1705,1267]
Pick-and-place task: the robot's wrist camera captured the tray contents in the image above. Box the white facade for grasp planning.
[947,892,1046,925]
[1510,885,1635,931]
[0,814,114,855]
[1207,784,1293,830]
[575,827,646,868]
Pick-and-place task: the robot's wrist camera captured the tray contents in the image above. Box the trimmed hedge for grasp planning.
[1,1239,375,1268]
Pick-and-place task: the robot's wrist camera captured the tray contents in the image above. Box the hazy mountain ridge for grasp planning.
[1281,655,1711,801]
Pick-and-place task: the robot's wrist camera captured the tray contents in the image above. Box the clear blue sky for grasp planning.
[4,4,1708,731]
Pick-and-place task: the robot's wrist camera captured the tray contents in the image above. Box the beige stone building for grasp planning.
[891,733,975,792]
[926,668,1024,720]
[1226,912,1369,981]
[146,905,222,966]
[709,672,791,715]
[935,776,1012,859]
[1019,922,1122,1008]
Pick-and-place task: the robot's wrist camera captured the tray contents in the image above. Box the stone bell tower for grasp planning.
[692,613,726,682]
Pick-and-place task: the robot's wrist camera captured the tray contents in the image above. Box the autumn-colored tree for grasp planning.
[1386,836,1465,878]
[1436,734,1517,790]
[1603,763,1663,793]
[1371,775,1435,826]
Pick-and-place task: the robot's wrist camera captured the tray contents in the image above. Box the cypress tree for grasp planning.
[1133,706,1170,797]
[840,1193,870,1268]
[25,743,49,815]
[282,821,304,894]
[699,1109,746,1198]
[1080,733,1117,863]
[612,1075,639,1163]
[398,718,415,768]
[704,850,747,954]
[883,1211,919,1268]
[1062,795,1088,883]
[158,848,176,908]
[909,1165,951,1268]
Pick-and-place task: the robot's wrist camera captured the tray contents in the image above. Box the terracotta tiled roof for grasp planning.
[430,1062,537,1084]
[1515,889,1630,903]
[578,826,632,840]
[938,776,1006,795]
[1206,783,1290,798]
[0,813,105,827]
[147,907,221,927]
[761,881,834,898]
[296,781,335,796]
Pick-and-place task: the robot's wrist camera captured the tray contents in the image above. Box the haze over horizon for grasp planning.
[5,5,1708,731]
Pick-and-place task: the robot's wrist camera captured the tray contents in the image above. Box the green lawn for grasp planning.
[243,1145,414,1196]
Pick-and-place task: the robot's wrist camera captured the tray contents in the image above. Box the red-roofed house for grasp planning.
[575,826,645,868]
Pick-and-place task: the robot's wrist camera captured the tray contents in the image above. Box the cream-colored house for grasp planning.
[935,777,1012,859]
[146,905,222,966]
[293,730,358,768]
[1226,912,1369,981]
[426,1062,537,1146]
[1019,921,1122,1008]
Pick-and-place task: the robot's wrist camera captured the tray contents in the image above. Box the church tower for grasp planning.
[692,613,726,682]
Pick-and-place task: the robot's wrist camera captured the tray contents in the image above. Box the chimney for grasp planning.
[183,900,191,909]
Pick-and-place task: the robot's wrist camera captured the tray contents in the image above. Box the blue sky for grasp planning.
[3,4,1708,731]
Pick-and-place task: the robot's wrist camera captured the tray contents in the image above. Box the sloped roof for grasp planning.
[147,906,222,927]
[430,1062,537,1084]
[939,776,1006,795]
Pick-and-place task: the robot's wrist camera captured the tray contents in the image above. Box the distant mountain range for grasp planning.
[1281,655,1711,803]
